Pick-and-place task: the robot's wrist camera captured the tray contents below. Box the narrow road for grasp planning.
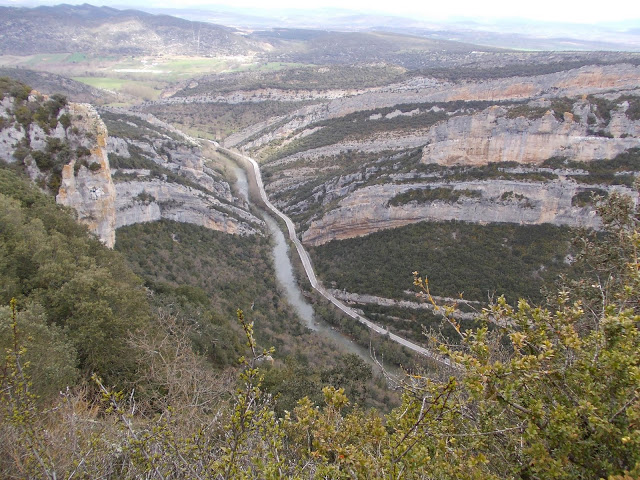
[216,144,456,369]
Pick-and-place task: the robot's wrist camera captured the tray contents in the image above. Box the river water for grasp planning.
[232,165,379,365]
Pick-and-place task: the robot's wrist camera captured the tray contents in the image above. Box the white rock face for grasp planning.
[115,179,261,235]
[102,109,263,236]
[0,95,117,247]
[420,107,640,166]
[56,103,117,248]
[1,91,262,246]
[301,180,635,246]
[225,64,640,149]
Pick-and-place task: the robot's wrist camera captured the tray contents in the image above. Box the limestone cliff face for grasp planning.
[301,180,631,246]
[225,64,640,149]
[0,92,117,247]
[102,109,264,235]
[240,64,640,247]
[0,86,262,245]
[420,107,640,166]
[56,103,117,247]
[115,180,260,235]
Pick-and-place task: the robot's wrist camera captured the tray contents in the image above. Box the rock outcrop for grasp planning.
[0,90,118,246]
[300,180,627,246]
[220,64,640,247]
[0,81,263,246]
[102,108,264,236]
[115,179,260,235]
[420,107,640,166]
[56,104,117,247]
[224,64,640,149]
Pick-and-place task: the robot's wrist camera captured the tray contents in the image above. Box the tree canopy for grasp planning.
[1,169,638,478]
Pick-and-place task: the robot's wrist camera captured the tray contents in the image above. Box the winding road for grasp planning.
[216,144,455,369]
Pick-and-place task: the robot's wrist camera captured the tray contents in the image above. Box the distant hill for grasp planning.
[0,3,264,56]
[148,5,640,52]
[255,29,502,67]
[0,67,120,103]
[0,3,507,66]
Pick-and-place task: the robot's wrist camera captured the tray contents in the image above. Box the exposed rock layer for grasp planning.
[300,180,626,246]
[0,88,262,246]
[56,104,117,247]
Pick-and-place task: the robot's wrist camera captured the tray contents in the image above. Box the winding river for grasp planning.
[232,164,377,364]
[221,143,454,369]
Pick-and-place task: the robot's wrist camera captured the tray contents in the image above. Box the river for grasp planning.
[232,164,381,365]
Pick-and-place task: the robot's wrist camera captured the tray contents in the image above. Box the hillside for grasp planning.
[0,4,263,56]
[152,55,640,339]
[0,74,391,394]
[0,77,263,246]
[2,164,639,478]
[0,67,121,104]
[1,5,639,478]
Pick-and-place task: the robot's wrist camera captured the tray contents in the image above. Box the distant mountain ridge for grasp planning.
[145,5,640,51]
[0,3,263,55]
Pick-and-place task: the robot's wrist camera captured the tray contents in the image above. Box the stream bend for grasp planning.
[217,144,455,369]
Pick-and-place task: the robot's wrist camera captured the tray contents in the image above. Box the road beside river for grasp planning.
[219,144,455,369]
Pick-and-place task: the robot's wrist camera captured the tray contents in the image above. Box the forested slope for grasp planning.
[1,170,638,478]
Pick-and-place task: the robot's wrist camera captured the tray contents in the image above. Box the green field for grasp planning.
[72,76,126,89]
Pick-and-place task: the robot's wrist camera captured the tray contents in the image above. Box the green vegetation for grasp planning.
[72,76,127,90]
[263,149,414,229]
[2,192,639,479]
[264,100,502,162]
[171,64,407,97]
[0,77,68,133]
[141,100,311,139]
[549,97,578,121]
[506,97,577,121]
[418,56,640,80]
[114,220,386,389]
[98,109,223,193]
[506,103,548,120]
[501,191,532,207]
[310,221,576,305]
[572,188,609,207]
[115,220,295,364]
[0,167,150,388]
[98,109,184,142]
[73,76,162,101]
[623,94,640,120]
[543,148,640,186]
[588,94,617,123]
[388,187,482,206]
[0,78,92,192]
[108,151,217,195]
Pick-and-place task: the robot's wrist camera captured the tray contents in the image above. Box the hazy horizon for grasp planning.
[1,0,639,26]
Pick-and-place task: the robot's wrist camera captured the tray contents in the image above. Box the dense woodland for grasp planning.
[1,161,639,478]
[310,221,576,304]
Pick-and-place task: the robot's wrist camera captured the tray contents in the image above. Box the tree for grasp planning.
[393,191,640,479]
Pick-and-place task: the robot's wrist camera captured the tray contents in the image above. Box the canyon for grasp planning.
[210,63,640,246]
[0,84,262,246]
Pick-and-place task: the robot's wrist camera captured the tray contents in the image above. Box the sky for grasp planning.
[2,0,640,25]
[141,0,639,24]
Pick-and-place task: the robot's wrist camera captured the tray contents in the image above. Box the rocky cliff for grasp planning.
[224,64,640,150]
[0,79,263,246]
[420,106,640,166]
[0,86,118,246]
[220,63,640,246]
[300,179,628,246]
[100,108,264,237]
[56,103,117,247]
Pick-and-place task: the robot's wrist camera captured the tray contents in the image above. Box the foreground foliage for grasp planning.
[1,182,639,478]
[0,167,150,389]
